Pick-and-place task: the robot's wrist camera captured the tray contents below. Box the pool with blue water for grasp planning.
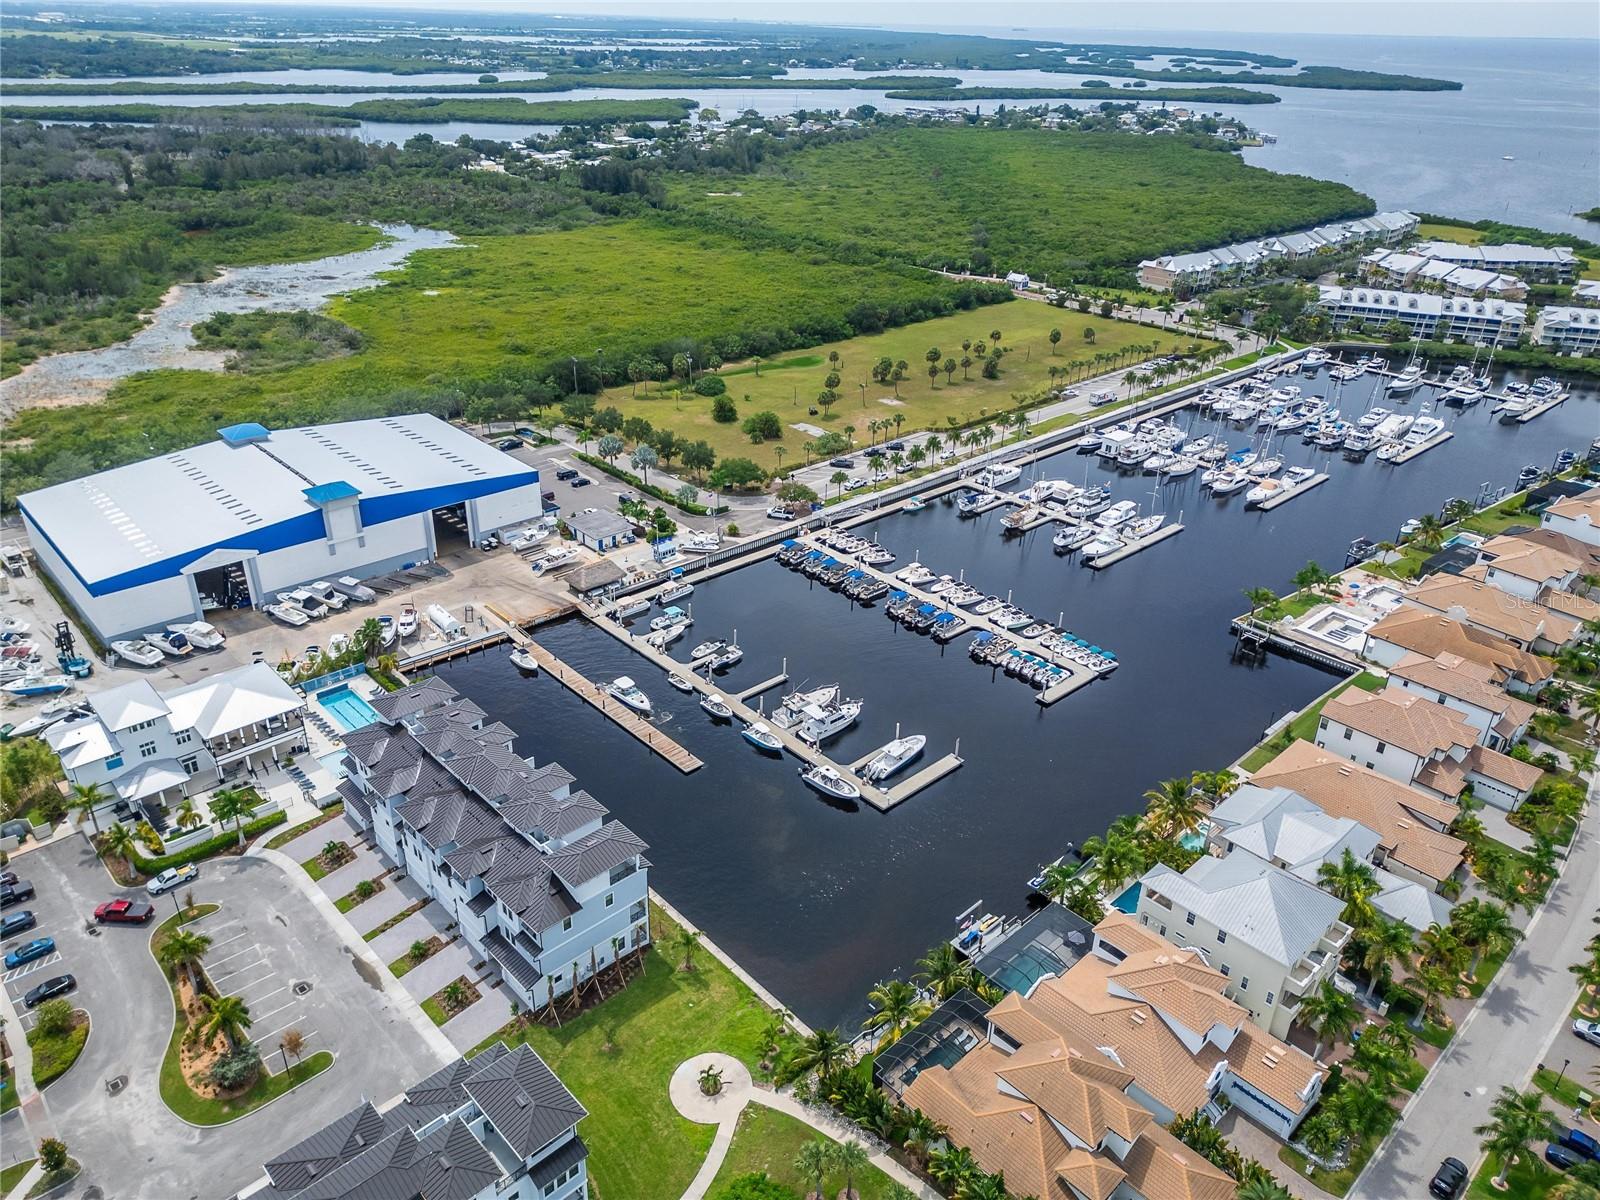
[317,684,383,733]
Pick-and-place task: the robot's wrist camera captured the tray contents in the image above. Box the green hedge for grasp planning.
[132,811,287,874]
[572,452,726,515]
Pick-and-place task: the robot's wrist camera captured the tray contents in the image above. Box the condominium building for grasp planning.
[339,678,650,1010]
[1134,852,1351,1040]
[1136,211,1418,291]
[1408,240,1578,281]
[245,1042,589,1200]
[1360,250,1525,299]
[1533,306,1600,354]
[1314,287,1526,345]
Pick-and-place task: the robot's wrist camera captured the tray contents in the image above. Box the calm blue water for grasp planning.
[436,367,1600,1029]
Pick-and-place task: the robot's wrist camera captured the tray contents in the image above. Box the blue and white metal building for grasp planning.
[19,414,542,643]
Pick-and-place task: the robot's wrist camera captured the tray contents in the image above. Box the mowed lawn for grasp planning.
[473,903,771,1200]
[1414,222,1488,246]
[708,1105,903,1200]
[601,301,1217,471]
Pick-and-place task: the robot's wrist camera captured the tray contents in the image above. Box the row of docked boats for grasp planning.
[1496,376,1569,418]
[811,526,896,565]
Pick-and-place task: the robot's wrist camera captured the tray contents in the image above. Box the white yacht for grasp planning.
[860,734,926,783]
[1096,428,1137,460]
[170,621,225,650]
[793,698,863,744]
[605,676,652,716]
[1162,455,1198,478]
[976,463,1022,488]
[1081,530,1125,559]
[1122,513,1164,540]
[397,607,419,638]
[1404,416,1447,444]
[305,581,349,610]
[644,624,684,649]
[1054,524,1098,552]
[1210,470,1252,496]
[1386,363,1425,395]
[1357,407,1392,430]
[689,638,726,660]
[1373,413,1414,442]
[147,629,193,658]
[1067,487,1113,519]
[1247,457,1283,478]
[658,581,694,604]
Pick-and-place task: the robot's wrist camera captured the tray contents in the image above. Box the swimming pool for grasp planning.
[1112,882,1142,914]
[318,684,383,733]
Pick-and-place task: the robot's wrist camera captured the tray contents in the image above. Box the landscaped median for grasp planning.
[149,903,332,1125]
[421,976,480,1025]
[27,1001,89,1090]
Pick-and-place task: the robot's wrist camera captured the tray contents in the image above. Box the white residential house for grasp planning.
[1384,652,1536,748]
[1359,607,1555,695]
[1134,852,1352,1039]
[1313,687,1541,811]
[1471,533,1583,602]
[339,678,650,1010]
[44,663,305,821]
[1533,306,1600,354]
[247,1042,589,1200]
[1542,493,1600,549]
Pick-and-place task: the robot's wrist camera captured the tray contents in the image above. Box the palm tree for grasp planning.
[1141,777,1204,838]
[1296,979,1358,1059]
[1358,918,1414,1002]
[862,978,932,1048]
[672,926,701,971]
[900,1109,944,1167]
[1412,513,1446,550]
[790,1027,851,1080]
[1039,861,1081,907]
[197,992,253,1051]
[1410,962,1455,1029]
[1418,925,1469,975]
[158,927,212,993]
[1236,1179,1293,1200]
[1318,848,1379,927]
[1474,1086,1556,1188]
[354,617,385,664]
[99,822,136,875]
[827,1140,871,1200]
[70,782,108,834]
[917,943,972,1001]
[1451,899,1519,979]
[1330,1077,1392,1139]
[173,797,204,833]
[1080,829,1146,895]
[1244,586,1279,623]
[210,787,258,848]
[794,1140,830,1200]
[928,1145,979,1193]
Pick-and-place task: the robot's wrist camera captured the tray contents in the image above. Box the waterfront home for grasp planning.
[1407,240,1578,282]
[1209,785,1454,931]
[1385,652,1536,746]
[44,663,305,822]
[1314,687,1540,810]
[245,1042,589,1200]
[1314,286,1527,345]
[1542,492,1600,548]
[1360,607,1554,694]
[1468,533,1584,602]
[339,678,651,1010]
[1250,741,1467,887]
[1402,574,1582,652]
[1361,250,1526,299]
[1533,305,1600,354]
[1134,853,1351,1041]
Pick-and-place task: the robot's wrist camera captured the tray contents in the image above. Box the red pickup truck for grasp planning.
[94,898,155,925]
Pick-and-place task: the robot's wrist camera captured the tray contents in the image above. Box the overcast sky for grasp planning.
[210,1,1596,40]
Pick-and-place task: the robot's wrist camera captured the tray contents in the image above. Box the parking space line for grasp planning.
[248,1000,298,1025]
[210,959,270,984]
[3,953,63,983]
[234,984,286,1007]
[208,945,263,969]
[256,1022,315,1049]
[207,931,248,950]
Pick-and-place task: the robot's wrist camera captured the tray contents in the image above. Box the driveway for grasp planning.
[2,835,450,1200]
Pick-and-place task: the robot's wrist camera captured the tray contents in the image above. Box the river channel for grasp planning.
[431,367,1600,1029]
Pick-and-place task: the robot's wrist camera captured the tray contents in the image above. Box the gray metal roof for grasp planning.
[1140,854,1345,967]
[416,1119,502,1200]
[394,1044,510,1130]
[369,677,460,724]
[566,508,633,542]
[528,1136,588,1191]
[484,927,544,991]
[462,1044,588,1159]
[547,822,648,890]
[265,1102,391,1193]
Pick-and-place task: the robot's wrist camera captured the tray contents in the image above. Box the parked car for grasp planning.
[1,910,36,938]
[846,477,869,491]
[863,447,884,459]
[496,438,522,451]
[886,440,906,451]
[1559,1128,1600,1161]
[0,881,33,908]
[0,870,17,886]
[145,864,199,896]
[828,457,854,468]
[1428,1158,1468,1199]
[1547,1144,1583,1170]
[554,467,579,480]
[569,476,591,488]
[1574,1019,1600,1047]
[4,937,55,969]
[22,974,75,1008]
[94,898,155,924]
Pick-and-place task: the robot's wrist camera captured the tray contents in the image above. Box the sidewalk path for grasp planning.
[1349,772,1600,1198]
[669,1053,940,1200]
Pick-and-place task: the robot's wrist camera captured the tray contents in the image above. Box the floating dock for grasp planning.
[1255,472,1330,510]
[1085,523,1184,569]
[1514,393,1567,423]
[1386,431,1454,464]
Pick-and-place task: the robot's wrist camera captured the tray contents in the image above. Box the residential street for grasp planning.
[1350,773,1600,1199]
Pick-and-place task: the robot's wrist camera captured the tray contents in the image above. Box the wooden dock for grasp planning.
[1255,472,1330,510]
[1386,431,1454,464]
[1085,522,1184,569]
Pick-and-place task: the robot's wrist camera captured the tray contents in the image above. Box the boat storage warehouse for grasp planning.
[18,415,542,643]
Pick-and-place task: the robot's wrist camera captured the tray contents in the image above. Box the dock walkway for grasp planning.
[1386,431,1454,464]
[1255,472,1330,510]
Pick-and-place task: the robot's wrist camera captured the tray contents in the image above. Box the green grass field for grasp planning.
[1415,222,1488,246]
[602,301,1217,471]
[708,1106,901,1200]
[670,127,1373,276]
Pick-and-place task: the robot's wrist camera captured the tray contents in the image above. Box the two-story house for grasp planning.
[1403,575,1582,653]
[1469,534,1583,603]
[338,679,650,1010]
[1208,785,1454,931]
[1134,852,1351,1040]
[1542,493,1600,549]
[1360,607,1554,695]
[246,1042,589,1200]
[1314,687,1541,810]
[44,663,305,822]
[1384,652,1536,749]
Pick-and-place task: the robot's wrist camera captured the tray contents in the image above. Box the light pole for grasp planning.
[596,347,604,391]
[1556,1057,1572,1093]
[278,1040,291,1076]
[570,356,579,394]
[171,890,183,921]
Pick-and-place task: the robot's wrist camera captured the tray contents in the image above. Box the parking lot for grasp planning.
[1,835,450,1199]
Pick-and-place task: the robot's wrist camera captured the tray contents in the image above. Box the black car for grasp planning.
[0,870,16,886]
[554,467,579,480]
[1428,1157,1469,1198]
[0,880,33,908]
[496,438,522,451]
[1548,1144,1583,1170]
[1,909,36,938]
[863,447,885,458]
[886,440,906,451]
[828,457,854,468]
[570,476,591,488]
[22,974,75,1009]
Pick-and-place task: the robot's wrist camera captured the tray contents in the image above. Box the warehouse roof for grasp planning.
[19,415,537,596]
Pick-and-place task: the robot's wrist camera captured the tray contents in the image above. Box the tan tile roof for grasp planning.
[1322,688,1477,759]
[1365,608,1553,686]
[1094,910,1179,957]
[1477,534,1582,585]
[1119,1123,1236,1200]
[994,1040,1154,1145]
[1466,745,1543,791]
[1225,1024,1324,1113]
[1511,527,1600,574]
[1540,588,1600,621]
[1251,741,1466,883]
[1106,951,1245,1035]
[1546,493,1600,523]
[1389,652,1536,728]
[1056,1149,1127,1200]
[1414,756,1469,800]
[1405,576,1580,645]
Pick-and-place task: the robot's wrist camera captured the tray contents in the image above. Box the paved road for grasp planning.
[1351,774,1600,1199]
[3,836,448,1200]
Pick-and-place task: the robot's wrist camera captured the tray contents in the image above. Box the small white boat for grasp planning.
[306,581,348,611]
[700,693,733,719]
[902,496,928,512]
[742,720,782,752]
[1097,501,1139,529]
[397,607,419,638]
[264,604,311,629]
[111,638,166,666]
[860,734,926,782]
[896,562,936,586]
[645,624,685,649]
[509,648,539,673]
[3,674,73,698]
[9,698,83,737]
[709,645,744,671]
[377,615,397,648]
[1210,471,1252,496]
[0,617,29,637]
[1055,524,1099,552]
[1081,531,1124,558]
[147,629,193,658]
[689,638,726,661]
[796,699,862,744]
[331,576,377,603]
[1122,514,1164,540]
[799,763,861,801]
[658,582,694,604]
[612,597,651,620]
[682,530,722,554]
[1245,478,1283,506]
[650,606,692,632]
[605,676,652,716]
[171,621,225,650]
[668,673,695,692]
